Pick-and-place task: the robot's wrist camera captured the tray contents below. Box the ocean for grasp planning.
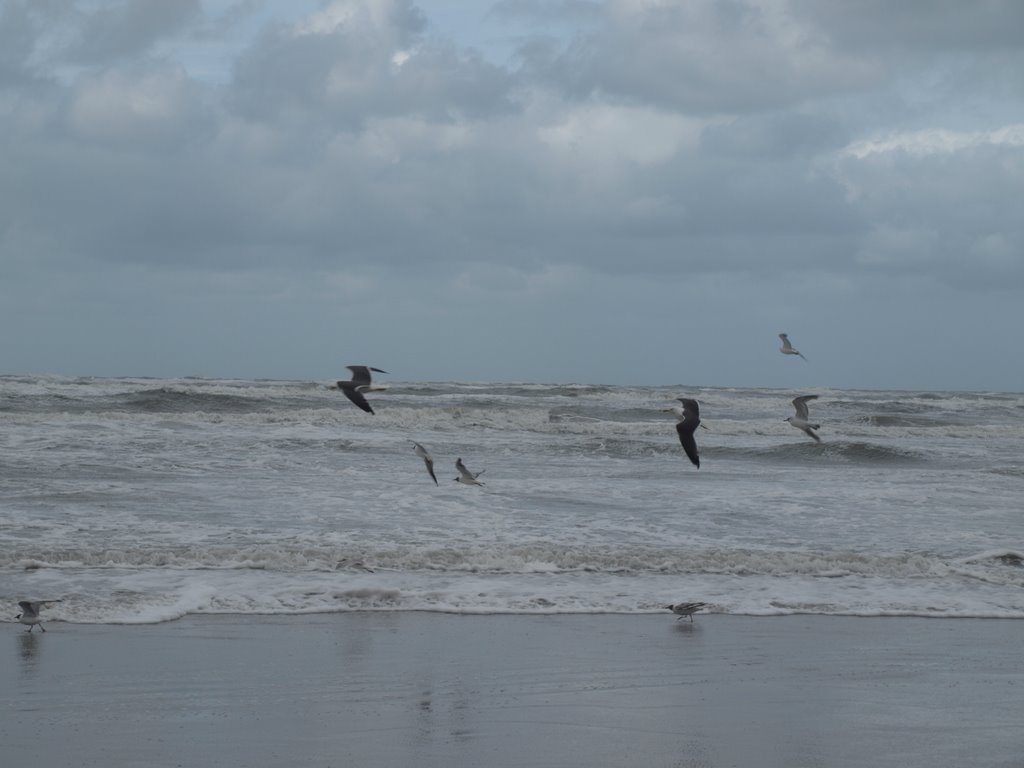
[2,375,1023,623]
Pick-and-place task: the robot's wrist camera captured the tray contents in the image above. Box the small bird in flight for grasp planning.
[454,457,485,486]
[665,602,707,622]
[15,599,61,632]
[786,395,822,442]
[669,398,703,468]
[412,441,438,485]
[778,333,807,361]
[336,365,388,414]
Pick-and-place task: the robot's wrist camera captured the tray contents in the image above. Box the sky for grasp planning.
[1,0,1022,391]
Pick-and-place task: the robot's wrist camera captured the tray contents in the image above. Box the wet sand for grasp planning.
[3,614,1022,767]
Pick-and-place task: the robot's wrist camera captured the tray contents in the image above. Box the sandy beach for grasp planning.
[3,613,1022,767]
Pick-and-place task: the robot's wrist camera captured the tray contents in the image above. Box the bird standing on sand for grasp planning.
[336,365,388,414]
[665,602,707,622]
[786,395,822,442]
[669,398,703,468]
[454,458,485,486]
[15,600,61,632]
[778,333,807,361]
[412,441,438,485]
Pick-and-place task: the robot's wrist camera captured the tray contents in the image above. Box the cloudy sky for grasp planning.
[2,0,1022,390]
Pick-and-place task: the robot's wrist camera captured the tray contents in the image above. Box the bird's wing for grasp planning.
[676,422,700,467]
[677,398,700,421]
[339,384,375,414]
[792,395,818,419]
[346,366,373,386]
[779,334,793,350]
[801,425,822,443]
[424,457,438,485]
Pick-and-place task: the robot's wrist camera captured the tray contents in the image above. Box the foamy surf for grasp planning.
[3,375,1024,622]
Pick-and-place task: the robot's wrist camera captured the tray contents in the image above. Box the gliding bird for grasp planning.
[412,441,438,485]
[336,365,388,414]
[454,458,485,486]
[670,398,703,468]
[778,333,807,361]
[786,395,822,443]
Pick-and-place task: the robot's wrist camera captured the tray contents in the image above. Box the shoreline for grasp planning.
[4,613,1022,767]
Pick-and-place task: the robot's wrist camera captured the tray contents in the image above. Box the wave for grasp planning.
[719,441,929,465]
[116,388,271,414]
[856,414,950,428]
[0,542,991,580]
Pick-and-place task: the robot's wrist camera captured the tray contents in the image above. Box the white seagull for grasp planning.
[667,398,703,468]
[454,457,485,486]
[778,333,807,361]
[411,441,438,485]
[786,395,822,443]
[336,365,388,414]
[665,602,707,622]
[15,600,61,632]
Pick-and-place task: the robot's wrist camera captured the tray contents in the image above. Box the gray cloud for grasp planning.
[228,0,514,128]
[792,0,1024,53]
[1,0,1022,388]
[512,1,882,113]
[64,0,202,65]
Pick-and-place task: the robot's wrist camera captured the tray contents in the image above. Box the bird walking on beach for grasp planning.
[15,600,61,632]
[412,441,438,485]
[336,365,388,414]
[778,333,807,361]
[665,602,707,622]
[786,395,822,443]
[668,398,703,468]
[454,458,485,486]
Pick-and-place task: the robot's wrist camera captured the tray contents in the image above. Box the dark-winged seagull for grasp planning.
[336,365,388,414]
[665,602,707,622]
[670,398,702,468]
[778,333,807,361]
[454,457,485,486]
[412,441,438,485]
[786,395,821,442]
[15,600,61,632]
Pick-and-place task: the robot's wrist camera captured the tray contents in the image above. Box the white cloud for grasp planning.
[537,102,705,166]
[843,124,1024,160]
[69,68,201,143]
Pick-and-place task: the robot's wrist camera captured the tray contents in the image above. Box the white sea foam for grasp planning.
[3,375,1024,622]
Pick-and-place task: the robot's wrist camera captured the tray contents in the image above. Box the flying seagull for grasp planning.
[454,457,485,486]
[15,600,61,632]
[778,333,807,361]
[670,398,702,468]
[786,395,822,443]
[665,602,707,622]
[412,441,438,485]
[336,365,388,414]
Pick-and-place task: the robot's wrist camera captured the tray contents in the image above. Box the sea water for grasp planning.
[2,375,1023,622]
